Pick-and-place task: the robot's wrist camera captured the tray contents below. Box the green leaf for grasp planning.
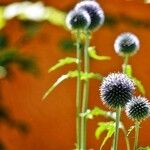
[137,147,150,150]
[48,57,78,73]
[87,107,107,119]
[88,47,111,61]
[87,107,116,120]
[100,124,115,150]
[123,64,132,77]
[95,121,115,139]
[42,74,68,100]
[132,77,145,95]
[43,71,103,100]
[95,122,115,150]
[127,125,135,136]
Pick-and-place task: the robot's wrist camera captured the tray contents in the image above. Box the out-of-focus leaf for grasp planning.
[43,71,103,99]
[0,50,38,75]
[123,64,132,77]
[48,57,78,73]
[0,33,8,48]
[138,147,150,150]
[45,7,66,27]
[88,47,111,61]
[145,0,150,4]
[0,7,6,29]
[132,77,145,95]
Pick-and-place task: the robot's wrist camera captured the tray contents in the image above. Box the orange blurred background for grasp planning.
[0,0,150,149]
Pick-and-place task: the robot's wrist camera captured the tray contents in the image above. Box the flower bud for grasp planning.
[75,0,105,31]
[114,32,140,56]
[66,9,91,30]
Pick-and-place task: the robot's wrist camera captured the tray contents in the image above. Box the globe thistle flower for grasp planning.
[114,32,140,56]
[100,73,135,109]
[65,9,91,30]
[126,96,150,121]
[75,0,105,31]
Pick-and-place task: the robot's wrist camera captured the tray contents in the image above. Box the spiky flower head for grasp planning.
[114,32,140,56]
[75,0,105,31]
[126,96,150,121]
[66,9,91,30]
[100,73,135,109]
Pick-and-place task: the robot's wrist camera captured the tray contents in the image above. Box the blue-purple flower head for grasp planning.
[100,73,135,109]
[75,0,105,31]
[114,32,140,56]
[66,9,91,30]
[126,96,150,121]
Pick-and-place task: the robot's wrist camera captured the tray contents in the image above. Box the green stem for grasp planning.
[113,107,121,150]
[122,54,129,73]
[134,121,140,150]
[122,125,130,150]
[81,31,90,150]
[76,30,82,149]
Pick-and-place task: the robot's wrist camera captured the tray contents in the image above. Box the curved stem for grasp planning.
[81,31,90,150]
[76,30,82,149]
[122,125,130,150]
[113,107,121,150]
[134,121,140,150]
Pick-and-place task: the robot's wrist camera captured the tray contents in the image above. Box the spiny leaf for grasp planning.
[43,71,103,100]
[127,125,135,136]
[123,64,132,77]
[100,124,115,150]
[48,57,78,73]
[132,77,145,95]
[88,47,111,61]
[95,121,115,140]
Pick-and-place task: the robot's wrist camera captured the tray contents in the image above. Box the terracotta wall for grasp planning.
[0,0,150,149]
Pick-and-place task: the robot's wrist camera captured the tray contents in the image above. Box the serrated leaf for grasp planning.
[88,47,111,61]
[95,121,115,140]
[100,124,115,150]
[132,77,145,95]
[123,64,132,77]
[127,125,135,136]
[43,71,103,100]
[48,57,78,73]
[95,122,115,150]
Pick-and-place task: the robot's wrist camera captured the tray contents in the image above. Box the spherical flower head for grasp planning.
[65,9,91,30]
[75,0,105,31]
[126,96,150,121]
[114,32,140,56]
[100,73,135,109]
